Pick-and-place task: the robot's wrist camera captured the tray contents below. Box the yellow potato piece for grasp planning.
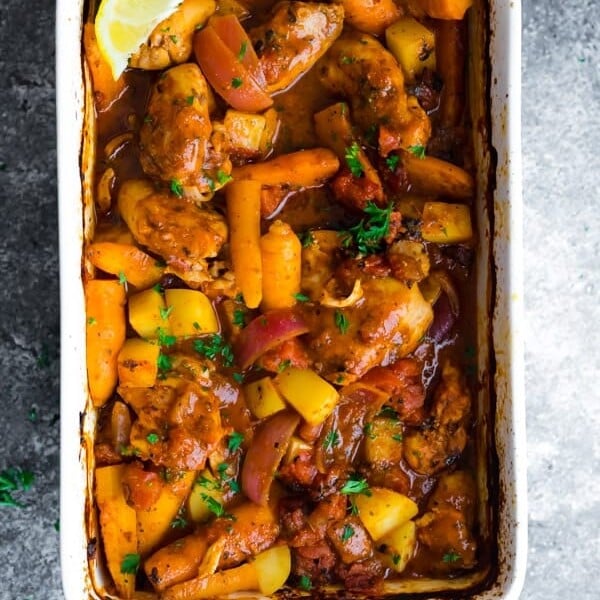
[95,465,137,599]
[379,520,417,573]
[137,470,195,556]
[274,367,339,425]
[164,289,219,337]
[117,338,160,388]
[129,288,170,339]
[355,487,418,540]
[187,470,224,523]
[244,377,287,419]
[421,201,473,243]
[254,545,292,595]
[363,418,404,466]
[386,17,436,83]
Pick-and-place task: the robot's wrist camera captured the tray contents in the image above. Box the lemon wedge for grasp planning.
[95,0,182,80]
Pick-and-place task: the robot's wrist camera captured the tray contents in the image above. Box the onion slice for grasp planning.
[241,411,300,505]
[320,278,363,308]
[235,309,309,369]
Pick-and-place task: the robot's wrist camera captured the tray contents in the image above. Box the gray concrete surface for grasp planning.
[0,0,597,598]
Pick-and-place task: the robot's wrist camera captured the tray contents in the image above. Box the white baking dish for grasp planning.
[57,1,526,597]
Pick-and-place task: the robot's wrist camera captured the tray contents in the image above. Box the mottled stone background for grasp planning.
[0,0,597,598]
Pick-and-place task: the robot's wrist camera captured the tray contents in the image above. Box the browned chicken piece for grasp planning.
[130,0,216,70]
[118,179,228,286]
[300,277,433,380]
[403,362,471,475]
[139,63,231,193]
[318,32,431,155]
[250,2,344,94]
[386,240,431,284]
[327,516,373,564]
[205,503,280,568]
[118,379,224,471]
[416,470,477,572]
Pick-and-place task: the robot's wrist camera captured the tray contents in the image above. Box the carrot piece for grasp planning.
[95,465,138,599]
[422,0,473,20]
[86,242,164,289]
[260,220,302,310]
[226,180,263,308]
[85,279,127,407]
[232,148,339,188]
[339,0,401,36]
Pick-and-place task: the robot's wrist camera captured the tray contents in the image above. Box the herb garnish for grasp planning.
[443,551,461,563]
[298,575,312,591]
[344,142,363,177]
[340,474,371,496]
[170,179,184,198]
[193,335,234,367]
[341,201,393,256]
[341,524,355,542]
[227,431,244,453]
[323,430,340,450]
[293,293,310,303]
[0,467,34,508]
[386,154,399,171]
[237,41,247,61]
[231,77,243,89]
[408,145,426,159]
[120,553,141,574]
[334,310,349,334]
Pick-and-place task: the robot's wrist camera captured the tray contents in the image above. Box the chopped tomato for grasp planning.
[194,16,272,112]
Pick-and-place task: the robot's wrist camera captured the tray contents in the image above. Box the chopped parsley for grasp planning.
[344,142,363,177]
[298,231,314,247]
[386,154,400,171]
[120,553,141,575]
[118,271,127,285]
[216,170,233,185]
[169,34,178,44]
[157,352,172,372]
[156,327,177,348]
[277,359,292,372]
[334,310,349,335]
[293,293,310,303]
[392,433,403,442]
[201,494,234,519]
[323,429,340,451]
[378,405,400,420]
[146,432,160,445]
[87,317,97,326]
[193,335,234,367]
[232,309,246,328]
[170,507,188,529]
[408,145,426,159]
[237,41,247,61]
[227,431,244,453]
[341,201,393,256]
[186,95,194,105]
[443,551,461,563]
[340,55,356,64]
[363,422,376,440]
[232,372,244,383]
[392,553,401,566]
[298,575,312,591]
[196,475,221,491]
[340,475,371,496]
[341,524,355,542]
[231,77,243,89]
[159,305,173,320]
[0,467,34,508]
[170,179,184,198]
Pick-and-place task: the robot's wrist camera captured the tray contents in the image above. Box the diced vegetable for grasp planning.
[339,0,401,36]
[379,520,417,573]
[117,338,160,388]
[260,220,302,310]
[164,289,219,336]
[128,288,169,339]
[86,242,164,289]
[241,411,300,505]
[421,0,473,20]
[421,202,473,243]
[235,309,309,370]
[274,368,339,426]
[363,417,405,466]
[386,17,436,83]
[144,534,208,592]
[244,377,287,419]
[284,435,312,464]
[232,148,340,187]
[85,279,127,407]
[253,545,292,595]
[226,180,263,309]
[136,470,195,556]
[354,487,418,540]
[187,469,224,523]
[223,109,267,155]
[95,465,137,599]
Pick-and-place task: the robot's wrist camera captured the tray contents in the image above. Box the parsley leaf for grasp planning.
[233,372,244,383]
[386,154,399,171]
[334,310,349,334]
[193,335,234,367]
[341,201,393,256]
[237,41,247,61]
[118,271,127,285]
[344,142,363,177]
[120,553,141,574]
[157,352,172,372]
[217,170,233,185]
[363,422,376,440]
[87,317,97,326]
[341,524,355,542]
[408,145,426,159]
[232,309,246,328]
[201,494,234,519]
[293,293,310,303]
[0,467,34,508]
[378,405,400,420]
[146,432,160,444]
[298,231,314,247]
[323,430,340,451]
[443,551,461,563]
[340,475,371,496]
[156,327,177,348]
[277,359,292,372]
[228,431,244,453]
[159,305,173,320]
[231,77,243,89]
[392,433,403,442]
[186,95,194,105]
[340,55,356,64]
[169,34,178,44]
[170,507,188,529]
[170,179,184,198]
[298,575,312,591]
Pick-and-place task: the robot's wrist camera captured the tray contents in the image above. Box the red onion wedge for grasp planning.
[241,411,300,505]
